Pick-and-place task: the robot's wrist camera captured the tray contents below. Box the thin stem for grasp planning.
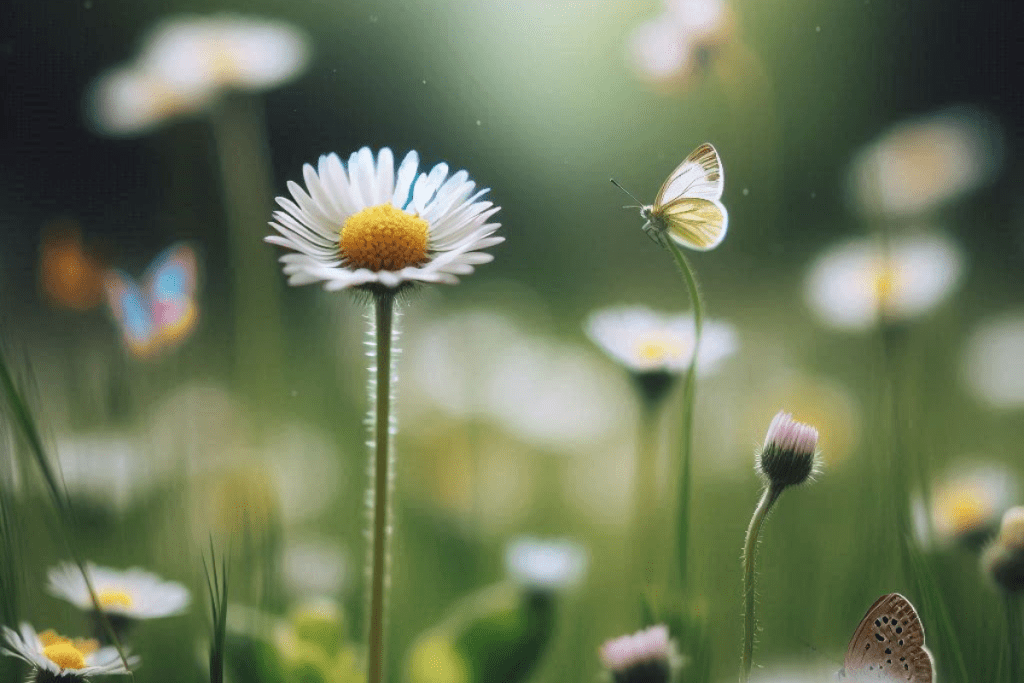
[740,483,784,683]
[667,242,704,591]
[632,400,662,596]
[1006,592,1022,683]
[208,95,285,412]
[367,293,396,683]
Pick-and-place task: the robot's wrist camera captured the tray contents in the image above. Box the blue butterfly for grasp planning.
[104,243,199,358]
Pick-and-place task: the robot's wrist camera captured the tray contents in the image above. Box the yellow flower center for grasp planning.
[871,260,902,310]
[635,335,684,365]
[948,490,986,533]
[44,643,87,670]
[97,589,134,609]
[339,204,430,272]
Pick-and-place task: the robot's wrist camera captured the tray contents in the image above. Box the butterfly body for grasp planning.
[629,143,729,251]
[104,243,199,359]
[839,593,934,683]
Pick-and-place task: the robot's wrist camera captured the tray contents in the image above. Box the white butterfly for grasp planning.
[838,593,935,683]
[614,142,728,251]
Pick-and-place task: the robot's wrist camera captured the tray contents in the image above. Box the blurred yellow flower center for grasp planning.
[340,204,430,272]
[98,589,134,609]
[947,490,986,532]
[871,262,902,307]
[635,336,684,364]
[43,642,87,670]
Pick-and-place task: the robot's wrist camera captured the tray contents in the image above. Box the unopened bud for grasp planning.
[756,411,819,488]
[983,506,1024,592]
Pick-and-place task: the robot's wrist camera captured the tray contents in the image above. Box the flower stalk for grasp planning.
[366,292,397,683]
[666,241,703,591]
[739,483,782,683]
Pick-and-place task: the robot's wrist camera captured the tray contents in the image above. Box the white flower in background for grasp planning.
[848,107,1002,216]
[140,15,309,97]
[86,65,210,136]
[914,462,1019,548]
[962,313,1024,409]
[504,537,588,591]
[804,233,963,331]
[54,432,170,510]
[628,0,732,85]
[47,563,189,619]
[282,537,348,599]
[403,308,632,455]
[86,14,309,136]
[266,147,503,291]
[2,623,136,678]
[586,305,738,375]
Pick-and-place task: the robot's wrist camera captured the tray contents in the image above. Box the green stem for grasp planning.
[667,242,703,591]
[367,293,396,683]
[208,94,285,412]
[632,400,661,597]
[1006,592,1022,683]
[740,483,783,683]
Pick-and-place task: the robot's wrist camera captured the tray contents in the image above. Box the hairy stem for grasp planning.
[740,483,784,683]
[366,293,396,683]
[632,401,661,595]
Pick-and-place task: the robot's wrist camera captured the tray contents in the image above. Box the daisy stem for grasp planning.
[367,292,396,683]
[1005,592,1022,683]
[632,400,661,599]
[739,483,784,683]
[208,94,285,413]
[666,241,703,592]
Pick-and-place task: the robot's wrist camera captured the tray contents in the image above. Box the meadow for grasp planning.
[0,2,1021,682]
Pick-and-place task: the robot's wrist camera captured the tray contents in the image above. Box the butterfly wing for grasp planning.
[654,142,724,206]
[104,270,157,358]
[144,243,199,352]
[656,196,728,251]
[843,594,934,683]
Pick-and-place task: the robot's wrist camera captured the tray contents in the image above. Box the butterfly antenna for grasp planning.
[610,178,643,206]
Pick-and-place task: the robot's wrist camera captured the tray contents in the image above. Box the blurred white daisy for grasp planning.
[282,537,348,599]
[914,462,1019,549]
[848,107,1002,216]
[1,623,136,678]
[628,0,733,86]
[962,313,1024,409]
[86,14,309,136]
[586,306,738,375]
[804,233,963,331]
[504,537,588,591]
[47,563,189,620]
[53,432,170,510]
[266,147,503,291]
[86,65,209,136]
[140,15,309,97]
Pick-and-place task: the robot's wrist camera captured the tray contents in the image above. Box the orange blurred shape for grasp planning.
[40,219,106,310]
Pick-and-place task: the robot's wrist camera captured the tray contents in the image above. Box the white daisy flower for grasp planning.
[628,0,732,86]
[86,64,210,137]
[847,107,1001,216]
[47,563,190,620]
[266,147,503,291]
[139,14,310,98]
[504,537,588,591]
[804,233,963,331]
[2,623,135,679]
[962,313,1024,409]
[586,305,738,375]
[85,14,309,137]
[914,462,1019,549]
